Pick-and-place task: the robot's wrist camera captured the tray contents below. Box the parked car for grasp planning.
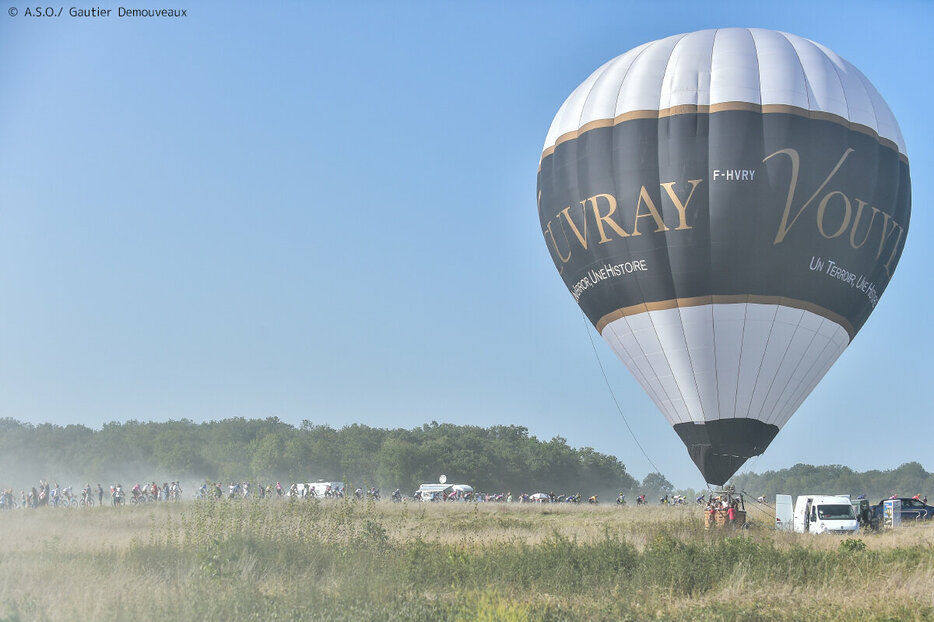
[871,497,934,523]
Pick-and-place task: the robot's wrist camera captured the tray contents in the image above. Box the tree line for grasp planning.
[4,417,925,500]
[0,417,640,494]
[730,462,934,502]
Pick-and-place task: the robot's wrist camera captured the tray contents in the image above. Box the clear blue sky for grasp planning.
[0,1,930,488]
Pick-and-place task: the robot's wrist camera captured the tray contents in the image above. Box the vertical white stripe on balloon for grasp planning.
[709,28,762,106]
[658,29,715,110]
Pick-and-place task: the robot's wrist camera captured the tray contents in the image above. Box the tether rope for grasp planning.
[740,490,776,516]
[581,310,664,477]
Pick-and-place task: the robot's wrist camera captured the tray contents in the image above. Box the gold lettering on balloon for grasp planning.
[882,225,904,279]
[816,191,851,239]
[584,193,630,243]
[848,199,879,249]
[660,179,703,230]
[767,147,854,245]
[543,220,570,268]
[559,205,589,249]
[631,186,670,236]
[767,146,906,282]
[539,179,704,267]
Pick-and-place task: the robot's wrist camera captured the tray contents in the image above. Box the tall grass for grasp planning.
[1,500,932,621]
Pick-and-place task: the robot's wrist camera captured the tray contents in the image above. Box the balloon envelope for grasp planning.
[537,28,910,485]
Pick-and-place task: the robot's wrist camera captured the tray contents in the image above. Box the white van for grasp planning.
[775,494,859,534]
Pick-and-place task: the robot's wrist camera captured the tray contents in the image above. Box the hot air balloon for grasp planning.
[537,28,910,486]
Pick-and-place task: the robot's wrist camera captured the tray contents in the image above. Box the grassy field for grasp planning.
[1,500,932,621]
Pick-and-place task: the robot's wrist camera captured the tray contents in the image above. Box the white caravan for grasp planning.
[775,494,859,534]
[415,483,473,501]
[416,483,452,500]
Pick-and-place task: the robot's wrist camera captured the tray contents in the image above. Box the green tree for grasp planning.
[376,437,425,491]
[641,472,674,500]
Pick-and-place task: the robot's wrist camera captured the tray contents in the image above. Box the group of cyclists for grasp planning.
[0,481,89,508]
[128,481,184,503]
[1,479,703,510]
[106,482,184,506]
[410,491,606,504]
[195,481,348,501]
[0,480,185,509]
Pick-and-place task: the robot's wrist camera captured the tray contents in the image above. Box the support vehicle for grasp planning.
[775,494,859,534]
